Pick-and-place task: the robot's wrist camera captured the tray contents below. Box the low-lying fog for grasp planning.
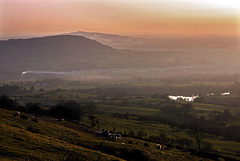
[20,62,240,81]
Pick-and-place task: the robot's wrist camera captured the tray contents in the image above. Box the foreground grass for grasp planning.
[0,108,215,161]
[0,109,123,161]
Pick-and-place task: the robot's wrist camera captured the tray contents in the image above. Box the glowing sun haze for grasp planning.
[0,0,239,37]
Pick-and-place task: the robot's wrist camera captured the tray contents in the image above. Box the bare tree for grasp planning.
[187,127,206,150]
[88,115,100,127]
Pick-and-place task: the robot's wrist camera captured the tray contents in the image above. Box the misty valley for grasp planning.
[0,33,240,161]
[2,0,240,159]
[1,75,240,160]
[1,35,240,81]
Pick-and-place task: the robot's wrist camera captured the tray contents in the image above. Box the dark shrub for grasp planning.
[0,95,19,110]
[49,100,82,122]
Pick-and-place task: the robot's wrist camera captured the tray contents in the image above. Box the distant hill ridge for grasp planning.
[0,35,127,79]
[71,31,133,40]
[0,35,114,51]
[0,34,239,80]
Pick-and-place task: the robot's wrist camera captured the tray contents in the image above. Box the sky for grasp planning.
[0,0,240,37]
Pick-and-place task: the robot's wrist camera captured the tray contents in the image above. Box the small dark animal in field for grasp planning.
[30,116,38,123]
[157,144,161,150]
[59,118,65,121]
[13,111,21,117]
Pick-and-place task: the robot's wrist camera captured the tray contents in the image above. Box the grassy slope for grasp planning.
[0,108,213,161]
[0,109,123,161]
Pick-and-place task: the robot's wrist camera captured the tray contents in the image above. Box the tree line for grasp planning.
[0,95,95,122]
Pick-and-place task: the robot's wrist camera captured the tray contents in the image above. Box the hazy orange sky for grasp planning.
[0,0,239,37]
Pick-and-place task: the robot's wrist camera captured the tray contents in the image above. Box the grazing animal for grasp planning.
[30,116,38,123]
[96,129,122,140]
[13,111,21,117]
[111,133,116,139]
[96,131,103,137]
[116,134,121,140]
[30,116,36,120]
[59,118,65,121]
[107,133,112,138]
[157,144,161,150]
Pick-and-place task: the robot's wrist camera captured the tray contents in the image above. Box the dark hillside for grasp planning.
[0,35,128,79]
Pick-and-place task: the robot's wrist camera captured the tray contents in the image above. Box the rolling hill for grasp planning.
[1,34,240,81]
[0,35,133,80]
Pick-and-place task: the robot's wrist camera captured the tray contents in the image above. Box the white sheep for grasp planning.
[30,116,36,120]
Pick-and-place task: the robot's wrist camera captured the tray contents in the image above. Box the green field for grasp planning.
[78,113,240,159]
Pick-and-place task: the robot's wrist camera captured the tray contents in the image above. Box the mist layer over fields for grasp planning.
[0,34,239,81]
